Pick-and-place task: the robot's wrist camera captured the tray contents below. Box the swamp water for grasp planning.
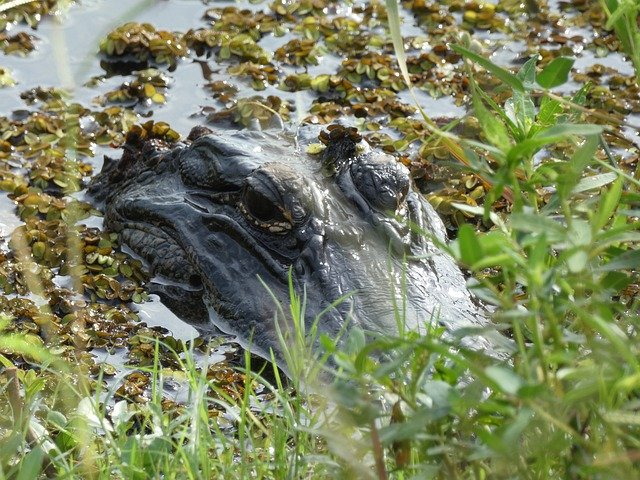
[0,0,638,400]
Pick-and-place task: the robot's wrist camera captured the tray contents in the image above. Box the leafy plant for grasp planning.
[375,1,640,476]
[600,0,640,82]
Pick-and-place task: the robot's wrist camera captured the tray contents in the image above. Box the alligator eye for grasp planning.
[244,188,282,222]
[241,181,292,234]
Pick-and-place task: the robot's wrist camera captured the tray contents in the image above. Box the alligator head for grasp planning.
[89,123,508,366]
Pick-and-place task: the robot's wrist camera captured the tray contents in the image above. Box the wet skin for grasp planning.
[89,124,509,365]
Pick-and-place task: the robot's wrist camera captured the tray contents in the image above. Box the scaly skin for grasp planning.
[89,124,511,367]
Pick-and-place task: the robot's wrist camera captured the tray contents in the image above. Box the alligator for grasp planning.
[89,122,510,369]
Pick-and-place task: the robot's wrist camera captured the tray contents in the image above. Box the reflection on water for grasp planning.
[0,195,21,239]
[132,294,198,341]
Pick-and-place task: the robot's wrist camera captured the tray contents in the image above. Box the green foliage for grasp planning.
[536,57,575,89]
[600,0,640,82]
[2,2,639,479]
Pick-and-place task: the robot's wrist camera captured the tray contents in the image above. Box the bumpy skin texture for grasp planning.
[89,125,509,365]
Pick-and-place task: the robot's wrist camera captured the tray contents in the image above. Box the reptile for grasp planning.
[89,122,509,368]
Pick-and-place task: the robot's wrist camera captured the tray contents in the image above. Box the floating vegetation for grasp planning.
[99,22,188,67]
[183,29,272,64]
[124,120,180,144]
[0,89,136,178]
[0,0,71,32]
[461,2,504,30]
[207,95,292,127]
[206,79,238,103]
[0,66,15,86]
[0,85,167,393]
[182,28,227,55]
[227,61,280,90]
[220,33,271,64]
[269,0,334,17]
[279,72,313,91]
[339,52,406,91]
[0,30,36,55]
[274,38,325,66]
[202,6,284,38]
[97,68,170,107]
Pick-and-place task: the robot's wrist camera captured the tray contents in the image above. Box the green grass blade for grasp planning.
[385,0,412,89]
[451,44,525,92]
[593,176,623,231]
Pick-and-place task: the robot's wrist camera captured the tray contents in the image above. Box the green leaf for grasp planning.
[599,249,640,272]
[571,83,590,107]
[485,366,523,395]
[471,86,511,151]
[556,135,599,202]
[566,249,589,273]
[580,312,638,370]
[46,410,68,429]
[17,446,44,480]
[537,57,575,88]
[568,219,592,247]
[457,224,483,266]
[470,253,516,270]
[505,91,536,136]
[601,271,631,291]
[507,124,603,163]
[593,176,623,230]
[476,230,512,257]
[537,96,563,128]
[596,229,640,247]
[378,406,449,444]
[510,213,566,243]
[501,409,534,447]
[572,172,618,194]
[471,86,520,139]
[516,56,537,89]
[0,434,21,464]
[451,44,525,92]
[345,327,366,354]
